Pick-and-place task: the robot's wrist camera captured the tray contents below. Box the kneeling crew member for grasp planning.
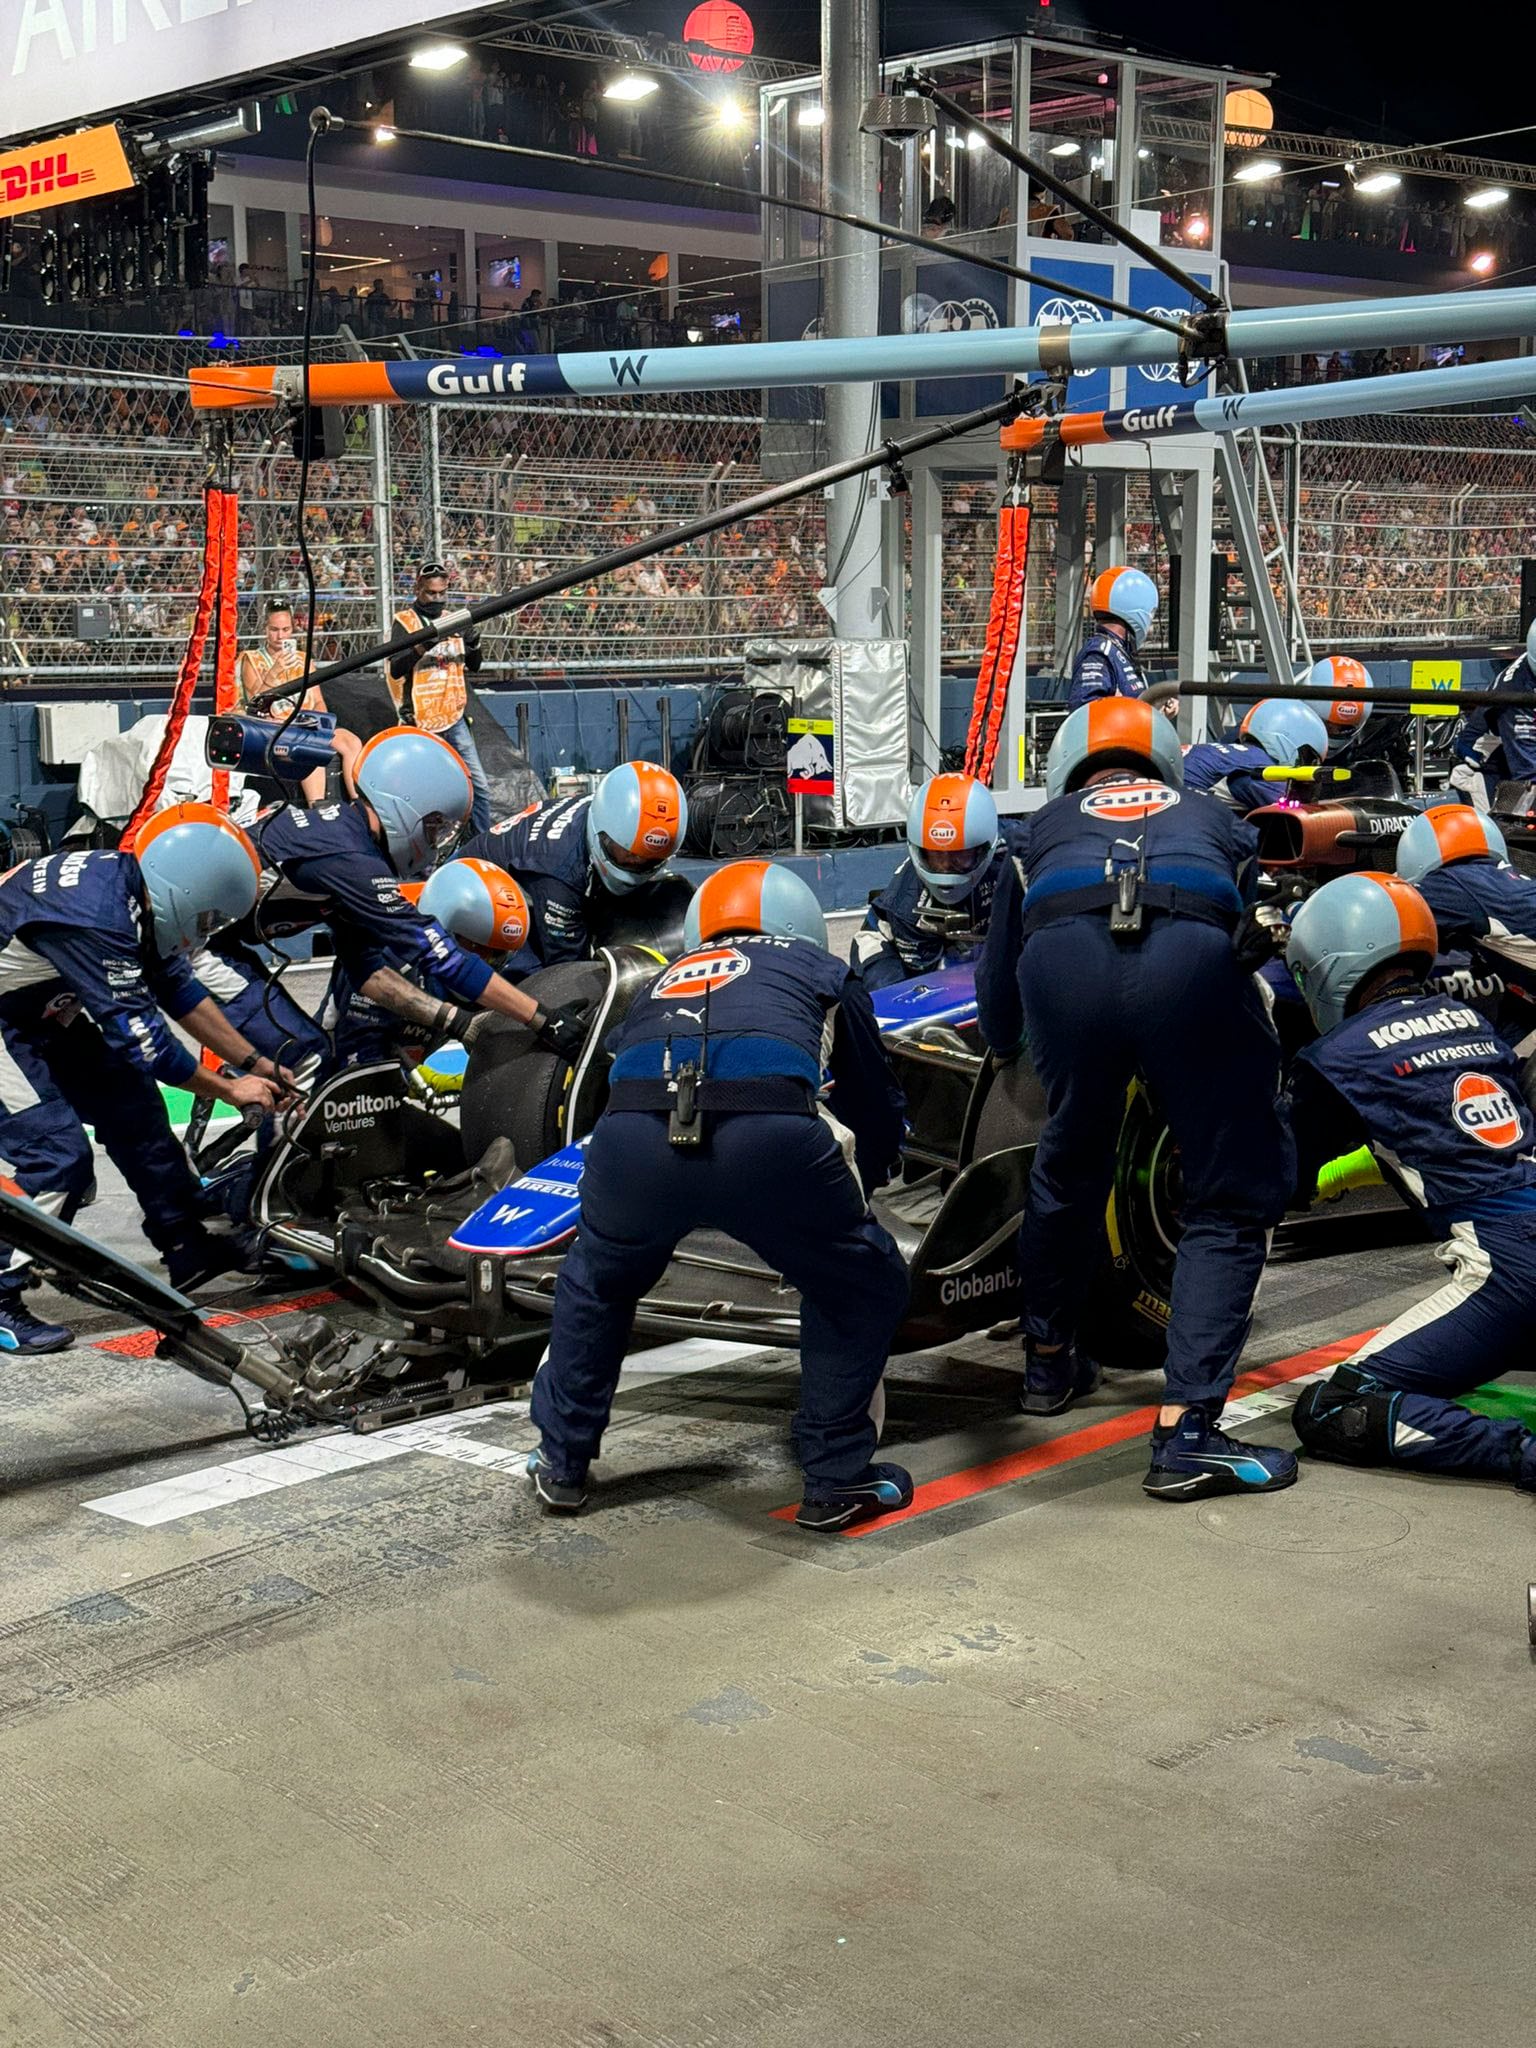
[1182,697,1330,816]
[1398,805,1536,1000]
[458,760,688,966]
[0,807,290,1350]
[527,859,911,1534]
[1286,872,1536,1496]
[1065,567,1158,712]
[976,698,1296,1499]
[855,773,1006,991]
[254,727,587,1067]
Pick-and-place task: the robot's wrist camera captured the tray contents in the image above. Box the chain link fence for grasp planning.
[3,324,1532,689]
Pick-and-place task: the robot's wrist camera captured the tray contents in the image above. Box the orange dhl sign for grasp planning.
[0,123,136,222]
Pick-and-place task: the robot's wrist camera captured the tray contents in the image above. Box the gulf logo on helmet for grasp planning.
[1452,1071,1525,1150]
[652,946,750,1001]
[1080,780,1180,820]
[920,773,974,849]
[628,762,684,856]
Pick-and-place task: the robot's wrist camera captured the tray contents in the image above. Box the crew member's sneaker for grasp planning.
[795,1461,914,1533]
[1020,1340,1101,1417]
[526,1450,589,1513]
[1143,1405,1298,1501]
[0,1296,74,1353]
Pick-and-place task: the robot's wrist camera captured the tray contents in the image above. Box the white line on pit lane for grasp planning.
[81,1337,768,1528]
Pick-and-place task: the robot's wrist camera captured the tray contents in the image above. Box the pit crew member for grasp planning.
[1065,567,1159,712]
[526,859,910,1534]
[253,727,587,1068]
[1285,872,1536,1497]
[854,773,1007,991]
[1182,698,1331,816]
[977,697,1296,1500]
[0,807,291,1350]
[456,760,688,967]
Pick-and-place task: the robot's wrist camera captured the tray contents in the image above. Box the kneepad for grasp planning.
[1292,1365,1396,1466]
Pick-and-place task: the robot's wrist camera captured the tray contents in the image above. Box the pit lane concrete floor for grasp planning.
[1,1166,1532,2048]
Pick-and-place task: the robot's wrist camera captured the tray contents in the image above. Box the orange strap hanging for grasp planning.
[209,486,240,814]
[122,483,237,845]
[964,492,1030,786]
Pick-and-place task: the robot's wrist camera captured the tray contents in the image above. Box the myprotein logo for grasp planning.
[1452,1071,1524,1150]
[652,947,750,1002]
[425,361,528,397]
[1080,781,1180,820]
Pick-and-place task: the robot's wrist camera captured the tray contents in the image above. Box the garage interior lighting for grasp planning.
[1355,171,1402,195]
[716,99,747,130]
[1048,140,1081,158]
[605,73,660,102]
[1233,158,1280,183]
[797,104,825,128]
[1469,250,1497,274]
[373,125,397,144]
[1467,187,1509,210]
[409,44,466,72]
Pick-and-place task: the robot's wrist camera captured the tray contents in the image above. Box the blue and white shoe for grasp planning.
[795,1462,914,1533]
[1020,1340,1101,1417]
[526,1449,589,1514]
[1143,1405,1298,1501]
[0,1297,74,1353]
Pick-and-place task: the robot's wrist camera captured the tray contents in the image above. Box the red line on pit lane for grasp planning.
[771,1331,1377,1537]
[95,1289,340,1357]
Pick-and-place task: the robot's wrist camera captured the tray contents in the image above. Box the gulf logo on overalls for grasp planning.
[652,946,750,1001]
[1079,780,1180,820]
[1452,1071,1524,1149]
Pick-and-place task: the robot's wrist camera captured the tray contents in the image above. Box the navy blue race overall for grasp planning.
[976,773,1293,1407]
[1415,853,1536,995]
[531,934,909,1486]
[1484,651,1536,789]
[1066,632,1148,712]
[459,797,600,965]
[0,851,216,1284]
[1289,994,1536,1491]
[853,844,1011,992]
[253,800,496,1072]
[1180,741,1277,817]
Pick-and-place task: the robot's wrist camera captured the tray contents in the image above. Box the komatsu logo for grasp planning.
[1367,1004,1479,1049]
[426,361,527,396]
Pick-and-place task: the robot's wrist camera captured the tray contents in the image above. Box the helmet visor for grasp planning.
[598,830,662,876]
[921,843,988,878]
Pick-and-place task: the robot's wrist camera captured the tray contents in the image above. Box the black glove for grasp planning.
[533,1002,590,1060]
[1233,903,1289,974]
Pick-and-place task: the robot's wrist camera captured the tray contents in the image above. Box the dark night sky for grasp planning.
[623,2,1536,162]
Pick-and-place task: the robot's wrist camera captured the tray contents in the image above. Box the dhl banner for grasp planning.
[0,123,135,222]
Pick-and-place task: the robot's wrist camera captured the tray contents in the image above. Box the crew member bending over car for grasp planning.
[1477,618,1536,801]
[1065,567,1159,711]
[329,858,536,1070]
[1182,698,1331,816]
[1285,872,1536,1498]
[977,697,1296,1500]
[456,761,688,966]
[0,807,292,1351]
[855,773,1008,991]
[526,859,910,1534]
[254,726,588,1068]
[1398,806,1536,1002]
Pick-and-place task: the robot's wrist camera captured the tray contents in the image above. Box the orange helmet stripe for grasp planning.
[1429,805,1494,868]
[694,860,769,941]
[1328,656,1369,691]
[1084,694,1157,758]
[626,760,685,856]
[1089,567,1122,615]
[919,773,974,850]
[459,856,531,949]
[1370,873,1440,954]
[131,801,262,882]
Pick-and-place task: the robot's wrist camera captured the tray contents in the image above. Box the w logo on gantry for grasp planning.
[610,355,649,387]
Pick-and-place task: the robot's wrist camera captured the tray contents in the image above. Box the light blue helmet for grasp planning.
[1090,565,1159,647]
[1526,618,1536,670]
[1396,804,1508,883]
[1306,654,1373,735]
[585,760,688,896]
[1242,698,1330,768]
[130,802,262,957]
[354,725,473,878]
[682,859,828,952]
[1045,696,1184,800]
[1285,872,1439,1033]
[906,773,1000,905]
[416,856,531,953]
